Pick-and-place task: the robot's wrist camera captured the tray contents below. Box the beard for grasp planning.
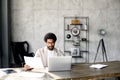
[47,46,54,50]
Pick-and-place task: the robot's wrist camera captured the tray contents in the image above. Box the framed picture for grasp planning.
[71,48,80,56]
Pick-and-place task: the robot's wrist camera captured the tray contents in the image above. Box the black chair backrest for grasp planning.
[13,41,29,54]
[11,41,34,67]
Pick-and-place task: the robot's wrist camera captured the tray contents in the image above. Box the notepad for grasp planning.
[90,64,108,69]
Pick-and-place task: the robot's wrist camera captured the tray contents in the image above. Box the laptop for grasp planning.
[48,56,72,71]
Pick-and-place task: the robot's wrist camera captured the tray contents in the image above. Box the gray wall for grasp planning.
[11,0,120,62]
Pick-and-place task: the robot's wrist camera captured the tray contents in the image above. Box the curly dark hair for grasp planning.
[44,32,57,42]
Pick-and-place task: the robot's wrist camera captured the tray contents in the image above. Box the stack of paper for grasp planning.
[90,64,108,69]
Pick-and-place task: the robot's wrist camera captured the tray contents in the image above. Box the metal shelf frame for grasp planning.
[64,16,89,63]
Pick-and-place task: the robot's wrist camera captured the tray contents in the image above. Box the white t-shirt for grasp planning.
[47,50,54,57]
[47,50,55,64]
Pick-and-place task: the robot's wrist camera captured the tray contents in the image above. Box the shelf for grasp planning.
[80,29,88,31]
[65,29,88,31]
[70,24,83,25]
[64,16,89,62]
[64,50,71,53]
[80,50,89,53]
[72,56,83,58]
[64,39,89,42]
[64,50,88,53]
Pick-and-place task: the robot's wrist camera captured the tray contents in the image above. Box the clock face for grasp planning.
[71,27,80,36]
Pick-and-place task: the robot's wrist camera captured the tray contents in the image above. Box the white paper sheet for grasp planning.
[24,56,44,68]
[18,72,45,78]
[0,70,7,78]
[90,64,108,69]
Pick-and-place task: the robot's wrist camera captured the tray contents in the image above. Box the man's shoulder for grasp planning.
[36,47,46,52]
[54,47,59,51]
[39,46,47,49]
[54,48,65,56]
[54,48,61,51]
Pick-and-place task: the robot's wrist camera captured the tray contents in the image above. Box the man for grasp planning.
[24,32,64,70]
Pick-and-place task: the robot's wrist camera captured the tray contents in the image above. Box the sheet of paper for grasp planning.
[90,64,108,69]
[18,72,45,78]
[24,56,44,68]
[0,70,7,78]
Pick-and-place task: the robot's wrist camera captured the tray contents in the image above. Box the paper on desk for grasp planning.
[18,72,45,78]
[0,70,7,78]
[24,56,44,68]
[90,64,108,69]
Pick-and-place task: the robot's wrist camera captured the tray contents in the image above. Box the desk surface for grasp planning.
[0,61,120,80]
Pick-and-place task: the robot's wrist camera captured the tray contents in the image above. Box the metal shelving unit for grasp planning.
[64,16,89,63]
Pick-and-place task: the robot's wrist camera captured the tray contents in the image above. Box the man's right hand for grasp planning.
[24,64,33,71]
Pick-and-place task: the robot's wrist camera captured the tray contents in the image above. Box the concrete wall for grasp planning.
[11,0,120,62]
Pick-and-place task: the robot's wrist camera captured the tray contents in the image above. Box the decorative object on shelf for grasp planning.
[71,48,80,56]
[66,24,69,30]
[99,29,106,36]
[82,38,87,41]
[66,34,71,39]
[65,31,73,40]
[71,19,80,25]
[73,40,80,46]
[82,24,87,30]
[71,27,80,36]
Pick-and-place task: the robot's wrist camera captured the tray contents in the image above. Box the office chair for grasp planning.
[10,41,34,67]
